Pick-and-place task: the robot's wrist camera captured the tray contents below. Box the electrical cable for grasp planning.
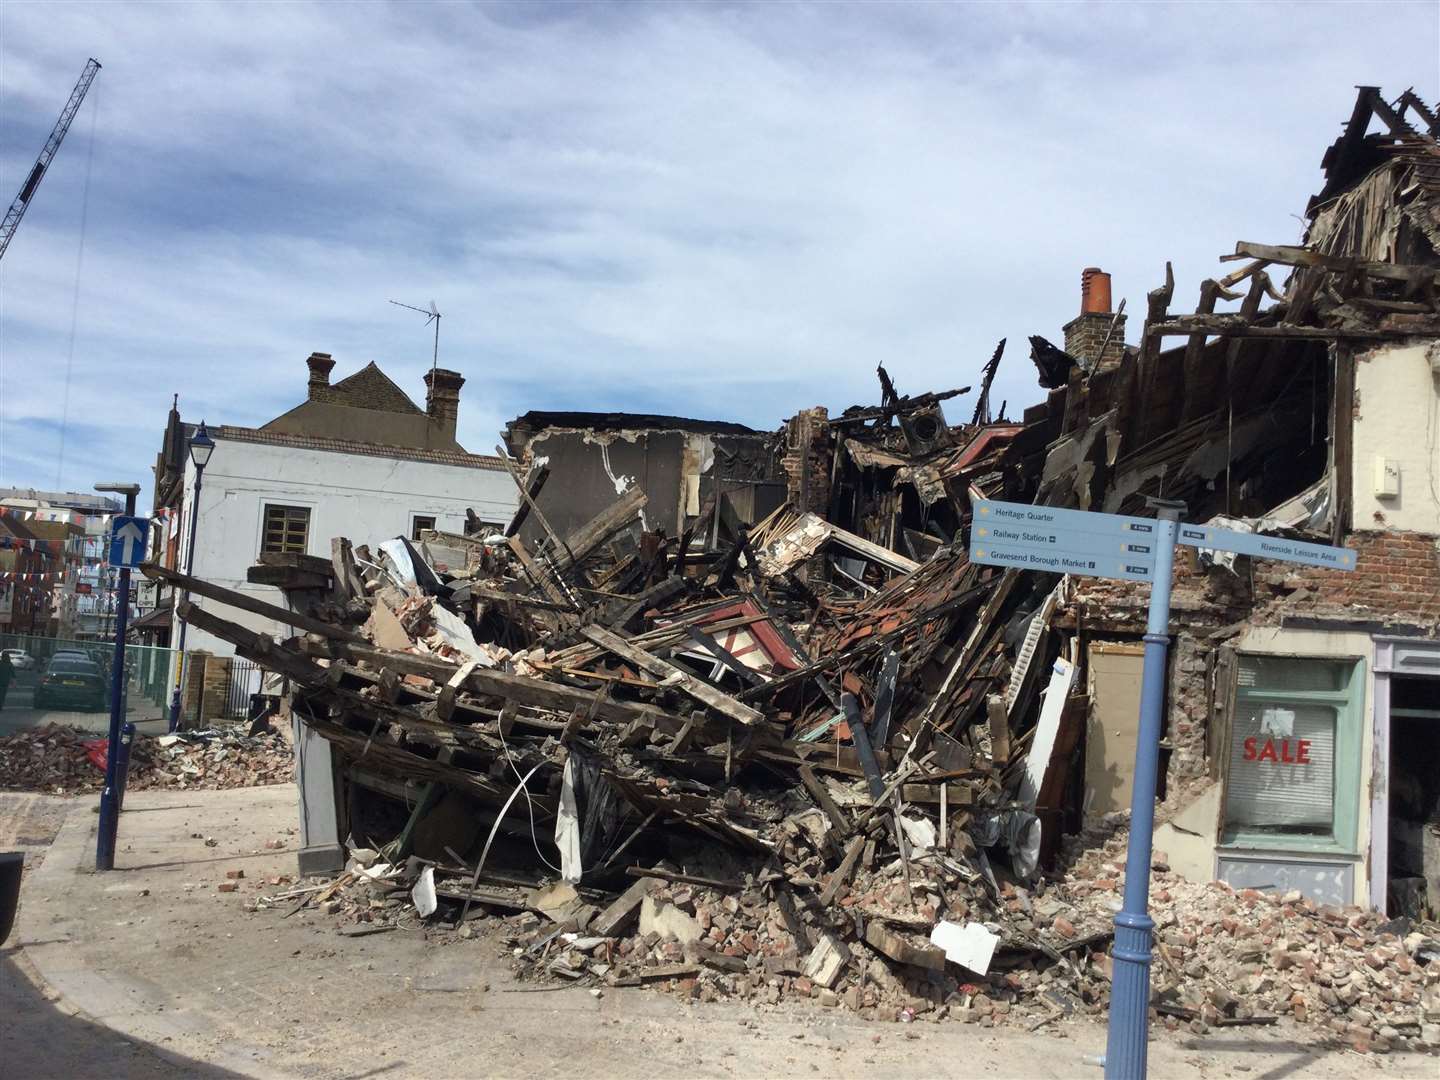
[497,714,563,875]
[54,86,99,489]
[458,759,548,926]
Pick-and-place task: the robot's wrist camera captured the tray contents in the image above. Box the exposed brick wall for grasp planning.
[782,407,831,514]
[1062,311,1127,370]
[1255,529,1440,626]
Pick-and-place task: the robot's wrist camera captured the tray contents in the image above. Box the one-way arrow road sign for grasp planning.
[108,516,149,569]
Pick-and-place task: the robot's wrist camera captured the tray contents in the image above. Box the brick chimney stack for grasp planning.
[306,352,336,399]
[1062,268,1127,371]
[423,368,465,440]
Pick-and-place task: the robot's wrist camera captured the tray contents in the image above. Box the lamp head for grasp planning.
[188,421,216,470]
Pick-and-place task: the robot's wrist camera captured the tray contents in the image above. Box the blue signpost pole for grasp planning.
[114,721,136,812]
[970,494,1353,1080]
[1105,499,1185,1080]
[96,488,139,872]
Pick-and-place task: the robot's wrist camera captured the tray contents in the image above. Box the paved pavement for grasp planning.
[1,791,241,1078]
[6,785,1435,1079]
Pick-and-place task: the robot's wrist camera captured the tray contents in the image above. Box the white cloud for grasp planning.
[1,0,1436,501]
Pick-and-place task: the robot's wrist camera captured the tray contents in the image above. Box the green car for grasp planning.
[34,657,107,712]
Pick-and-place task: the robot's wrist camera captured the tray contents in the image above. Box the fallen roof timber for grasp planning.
[1222,240,1440,286]
[145,563,367,643]
[578,624,765,726]
[1145,316,1430,340]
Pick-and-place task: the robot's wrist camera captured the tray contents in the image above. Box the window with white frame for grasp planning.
[1222,655,1363,850]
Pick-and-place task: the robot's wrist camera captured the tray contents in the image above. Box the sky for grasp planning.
[1,1,1437,506]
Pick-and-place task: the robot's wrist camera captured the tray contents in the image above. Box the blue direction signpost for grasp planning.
[96,495,145,871]
[970,498,1356,1080]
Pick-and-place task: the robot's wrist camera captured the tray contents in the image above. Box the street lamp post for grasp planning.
[166,422,215,733]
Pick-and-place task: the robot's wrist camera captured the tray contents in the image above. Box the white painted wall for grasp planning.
[1352,342,1440,534]
[173,435,515,657]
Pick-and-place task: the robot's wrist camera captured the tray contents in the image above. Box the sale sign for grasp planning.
[1242,736,1312,765]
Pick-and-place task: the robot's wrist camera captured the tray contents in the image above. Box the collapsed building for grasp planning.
[149,87,1440,1041]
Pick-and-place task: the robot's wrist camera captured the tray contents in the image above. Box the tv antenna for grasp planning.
[389,298,441,373]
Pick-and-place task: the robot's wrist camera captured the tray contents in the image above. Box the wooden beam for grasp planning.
[817,835,865,907]
[175,600,327,686]
[986,693,1010,767]
[579,624,764,727]
[331,537,367,602]
[494,445,574,563]
[1226,241,1440,286]
[799,765,851,835]
[317,639,674,729]
[504,464,550,538]
[467,582,573,612]
[551,486,648,574]
[143,562,365,642]
[821,522,920,574]
[1147,316,1423,341]
[505,535,576,610]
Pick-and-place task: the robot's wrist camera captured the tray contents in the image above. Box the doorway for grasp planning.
[1386,676,1440,918]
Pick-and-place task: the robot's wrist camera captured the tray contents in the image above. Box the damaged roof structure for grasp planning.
[157,87,1440,1047]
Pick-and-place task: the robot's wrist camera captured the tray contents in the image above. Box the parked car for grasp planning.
[33,656,107,712]
[0,649,35,671]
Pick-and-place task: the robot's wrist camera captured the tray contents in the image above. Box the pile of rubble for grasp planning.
[0,722,292,795]
[1050,827,1440,1051]
[150,353,1440,1046]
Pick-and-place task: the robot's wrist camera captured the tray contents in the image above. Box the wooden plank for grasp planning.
[504,464,550,538]
[901,781,974,807]
[817,835,865,907]
[551,486,648,574]
[318,639,674,728]
[1332,348,1356,541]
[798,765,851,835]
[494,445,574,563]
[174,600,327,686]
[986,693,1010,767]
[331,537,367,602]
[257,551,335,576]
[143,562,366,642]
[245,566,332,590]
[467,582,573,612]
[625,866,744,892]
[579,624,764,727]
[1227,241,1440,286]
[1148,317,1419,341]
[815,519,921,574]
[506,535,575,609]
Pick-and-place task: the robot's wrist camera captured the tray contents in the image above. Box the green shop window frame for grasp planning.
[1219,653,1366,856]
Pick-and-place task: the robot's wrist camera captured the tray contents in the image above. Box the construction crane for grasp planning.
[0,57,102,262]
